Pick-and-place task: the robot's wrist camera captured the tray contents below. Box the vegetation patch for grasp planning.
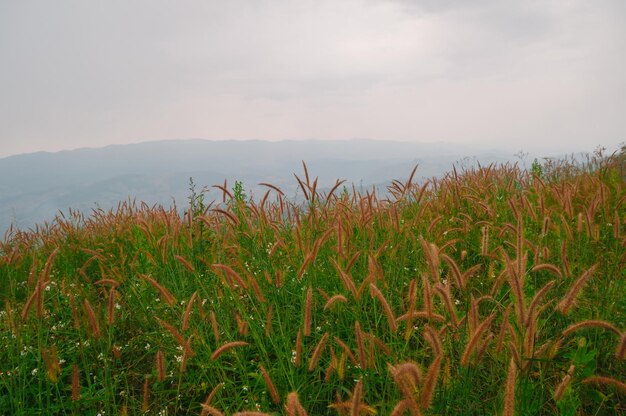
[0,148,625,415]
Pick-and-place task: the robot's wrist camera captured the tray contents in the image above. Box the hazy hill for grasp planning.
[0,139,517,234]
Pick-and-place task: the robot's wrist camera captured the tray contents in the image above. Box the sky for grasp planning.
[1,0,625,158]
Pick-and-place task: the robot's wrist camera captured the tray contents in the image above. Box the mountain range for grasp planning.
[0,139,527,236]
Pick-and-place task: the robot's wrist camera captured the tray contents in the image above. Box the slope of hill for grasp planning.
[0,148,624,414]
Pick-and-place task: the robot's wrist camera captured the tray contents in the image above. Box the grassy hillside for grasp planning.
[0,148,625,415]
[1,139,493,235]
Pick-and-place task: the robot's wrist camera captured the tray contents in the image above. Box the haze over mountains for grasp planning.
[0,139,552,235]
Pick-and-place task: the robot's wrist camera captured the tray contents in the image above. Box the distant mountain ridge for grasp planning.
[0,139,516,235]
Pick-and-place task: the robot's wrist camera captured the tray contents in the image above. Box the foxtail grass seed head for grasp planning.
[139,274,176,306]
[20,286,38,321]
[423,325,443,357]
[71,364,80,401]
[211,341,249,360]
[260,364,280,404]
[236,312,249,336]
[553,365,575,401]
[265,305,274,337]
[142,376,150,412]
[461,313,495,366]
[308,332,329,372]
[350,379,363,416]
[556,264,599,315]
[525,280,555,328]
[577,212,584,233]
[503,357,517,416]
[481,226,489,256]
[441,253,464,289]
[333,336,357,366]
[155,317,195,357]
[355,321,367,369]
[370,283,397,332]
[42,346,60,383]
[155,350,165,382]
[210,310,220,342]
[390,399,415,416]
[285,392,308,416]
[324,294,348,310]
[561,320,621,337]
[582,376,626,395]
[182,291,198,331]
[83,299,100,339]
[295,329,302,367]
[199,382,226,416]
[420,355,442,410]
[476,332,495,363]
[304,286,313,336]
[174,254,195,272]
[200,404,225,416]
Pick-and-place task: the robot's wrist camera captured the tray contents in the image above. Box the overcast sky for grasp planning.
[1,0,624,158]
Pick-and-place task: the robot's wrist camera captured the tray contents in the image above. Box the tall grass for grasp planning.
[0,149,624,415]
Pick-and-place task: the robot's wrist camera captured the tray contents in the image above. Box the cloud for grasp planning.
[0,0,624,157]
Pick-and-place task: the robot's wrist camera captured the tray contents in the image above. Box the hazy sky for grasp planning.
[1,0,625,158]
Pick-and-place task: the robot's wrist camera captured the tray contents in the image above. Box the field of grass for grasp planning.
[1,149,625,415]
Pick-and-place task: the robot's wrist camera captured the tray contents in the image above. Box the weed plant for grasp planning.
[0,149,625,415]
